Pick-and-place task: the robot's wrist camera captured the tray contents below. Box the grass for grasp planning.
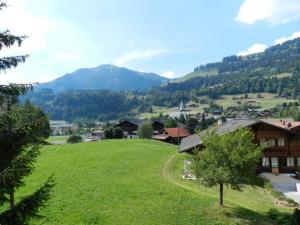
[139,93,294,119]
[215,93,295,109]
[46,135,70,144]
[2,140,292,224]
[174,68,218,83]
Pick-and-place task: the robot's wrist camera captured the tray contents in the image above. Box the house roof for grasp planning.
[179,134,202,153]
[260,119,300,131]
[116,120,138,127]
[152,134,171,140]
[165,128,190,138]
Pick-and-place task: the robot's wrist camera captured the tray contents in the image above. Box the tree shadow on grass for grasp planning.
[223,206,275,225]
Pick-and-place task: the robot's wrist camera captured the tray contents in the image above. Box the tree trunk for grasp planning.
[9,188,14,211]
[219,182,223,206]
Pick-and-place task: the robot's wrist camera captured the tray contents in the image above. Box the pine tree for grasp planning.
[0,2,54,224]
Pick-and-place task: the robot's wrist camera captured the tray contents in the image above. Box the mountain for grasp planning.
[161,38,300,99]
[27,38,300,122]
[175,37,300,83]
[37,64,168,93]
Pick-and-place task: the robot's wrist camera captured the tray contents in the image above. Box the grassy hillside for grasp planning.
[175,68,218,82]
[3,140,291,224]
[140,93,294,119]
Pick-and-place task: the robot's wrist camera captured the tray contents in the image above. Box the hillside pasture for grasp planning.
[2,140,292,224]
[140,93,294,119]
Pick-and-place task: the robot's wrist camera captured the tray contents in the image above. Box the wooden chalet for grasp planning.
[179,119,300,174]
[153,127,190,145]
[115,120,138,138]
[152,121,164,135]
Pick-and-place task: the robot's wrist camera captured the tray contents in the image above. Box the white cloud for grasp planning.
[114,49,168,66]
[0,0,50,57]
[55,52,80,60]
[236,0,300,25]
[161,71,176,79]
[237,43,267,56]
[274,31,300,45]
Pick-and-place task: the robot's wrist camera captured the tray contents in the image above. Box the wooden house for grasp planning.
[179,119,300,174]
[115,120,138,138]
[153,127,190,145]
[152,121,164,135]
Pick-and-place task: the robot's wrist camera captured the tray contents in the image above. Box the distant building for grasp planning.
[50,120,78,135]
[168,101,187,119]
[180,100,184,112]
[153,127,190,145]
[85,130,105,142]
[152,121,164,135]
[115,120,138,138]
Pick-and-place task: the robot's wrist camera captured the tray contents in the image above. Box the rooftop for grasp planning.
[165,128,190,138]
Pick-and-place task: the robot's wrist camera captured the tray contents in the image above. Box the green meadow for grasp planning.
[2,140,293,225]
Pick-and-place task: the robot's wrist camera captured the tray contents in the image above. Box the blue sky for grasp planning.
[1,0,300,83]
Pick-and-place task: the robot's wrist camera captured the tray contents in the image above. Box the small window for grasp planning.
[260,139,265,146]
[297,157,300,167]
[260,139,275,147]
[278,138,285,147]
[271,157,279,168]
[267,139,276,147]
[262,157,269,167]
[287,157,295,167]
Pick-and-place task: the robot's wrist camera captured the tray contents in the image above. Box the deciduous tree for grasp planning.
[193,128,262,206]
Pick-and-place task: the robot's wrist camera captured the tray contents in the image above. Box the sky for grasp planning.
[0,0,300,83]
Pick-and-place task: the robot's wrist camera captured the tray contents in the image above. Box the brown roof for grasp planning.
[164,128,190,138]
[260,119,300,131]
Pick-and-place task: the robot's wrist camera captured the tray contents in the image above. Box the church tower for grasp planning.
[179,100,184,112]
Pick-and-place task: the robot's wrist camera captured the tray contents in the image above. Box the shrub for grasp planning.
[67,134,83,144]
[138,123,153,139]
[293,208,300,225]
[267,209,294,225]
[112,127,123,139]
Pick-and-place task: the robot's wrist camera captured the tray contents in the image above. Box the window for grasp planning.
[260,139,265,146]
[278,138,285,147]
[271,157,278,168]
[262,157,269,167]
[267,139,276,147]
[260,139,275,147]
[287,157,295,167]
[297,157,300,167]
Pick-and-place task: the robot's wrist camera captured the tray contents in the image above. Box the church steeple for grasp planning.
[179,100,184,112]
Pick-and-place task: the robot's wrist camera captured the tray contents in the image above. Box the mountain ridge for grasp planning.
[37,64,168,93]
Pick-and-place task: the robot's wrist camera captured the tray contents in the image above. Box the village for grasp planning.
[2,0,300,224]
[48,100,300,206]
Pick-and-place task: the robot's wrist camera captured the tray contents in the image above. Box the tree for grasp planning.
[104,126,123,139]
[185,117,198,134]
[67,134,83,144]
[138,123,153,139]
[193,128,262,206]
[0,2,54,224]
[164,118,177,128]
[0,90,54,224]
[104,127,114,139]
[112,127,123,139]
